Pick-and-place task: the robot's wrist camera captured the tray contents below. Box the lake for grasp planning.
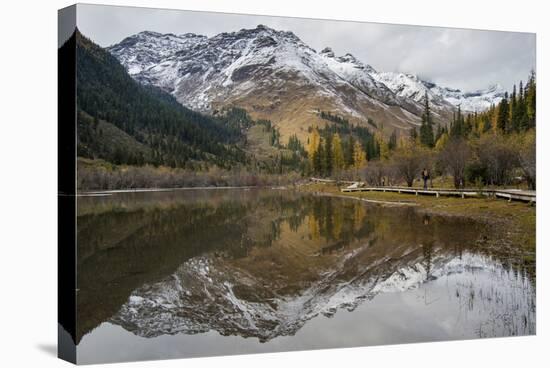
[75,188,535,364]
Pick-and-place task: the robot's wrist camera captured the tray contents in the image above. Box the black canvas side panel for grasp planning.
[58,4,77,365]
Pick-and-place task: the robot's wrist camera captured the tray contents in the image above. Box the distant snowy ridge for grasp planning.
[372,71,505,112]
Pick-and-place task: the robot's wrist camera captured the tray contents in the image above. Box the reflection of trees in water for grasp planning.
[77,190,533,345]
[76,191,318,342]
[105,195,536,343]
[77,191,379,342]
[308,214,319,241]
[287,214,305,232]
[77,199,262,340]
[423,241,434,280]
[77,193,289,341]
[353,203,367,233]
[234,194,373,253]
[306,197,373,250]
[332,203,344,240]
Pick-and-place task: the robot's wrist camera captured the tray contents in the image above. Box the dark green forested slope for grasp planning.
[72,30,249,169]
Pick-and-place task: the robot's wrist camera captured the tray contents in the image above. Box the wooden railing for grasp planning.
[339,185,536,203]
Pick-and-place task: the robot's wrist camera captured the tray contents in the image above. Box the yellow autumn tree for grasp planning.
[376,132,390,160]
[331,133,345,171]
[353,140,367,169]
[307,128,321,168]
[434,132,449,151]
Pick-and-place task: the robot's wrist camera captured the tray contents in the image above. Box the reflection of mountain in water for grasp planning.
[112,251,535,341]
[77,190,310,342]
[77,189,534,345]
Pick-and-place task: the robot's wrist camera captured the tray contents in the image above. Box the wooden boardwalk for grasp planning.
[340,185,536,203]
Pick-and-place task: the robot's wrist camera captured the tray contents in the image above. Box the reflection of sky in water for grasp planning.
[76,189,535,364]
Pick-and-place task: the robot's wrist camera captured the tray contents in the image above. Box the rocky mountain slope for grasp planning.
[74,30,250,169]
[109,25,504,139]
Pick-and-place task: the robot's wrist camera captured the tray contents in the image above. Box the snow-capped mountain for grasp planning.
[439,84,505,112]
[111,30,208,76]
[318,47,400,106]
[108,25,504,136]
[372,71,505,112]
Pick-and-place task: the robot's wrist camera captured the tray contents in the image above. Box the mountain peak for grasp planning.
[320,47,335,57]
[337,53,360,65]
[137,30,163,37]
[484,83,504,93]
[178,32,207,39]
[208,24,302,48]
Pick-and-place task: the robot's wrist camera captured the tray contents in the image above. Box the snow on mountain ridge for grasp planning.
[110,30,208,76]
[108,24,504,134]
[318,46,401,106]
[109,24,397,117]
[372,71,504,112]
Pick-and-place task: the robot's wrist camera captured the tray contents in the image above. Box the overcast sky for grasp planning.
[77,4,535,92]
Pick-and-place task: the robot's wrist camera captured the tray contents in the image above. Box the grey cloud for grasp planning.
[77,4,535,92]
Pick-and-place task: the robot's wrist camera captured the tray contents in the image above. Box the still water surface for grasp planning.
[76,189,535,364]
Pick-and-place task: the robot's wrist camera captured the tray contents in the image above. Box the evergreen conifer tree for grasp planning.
[496,92,510,133]
[510,84,520,132]
[314,137,324,176]
[388,129,398,151]
[419,91,434,147]
[324,134,333,176]
[346,136,355,168]
[526,71,536,128]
